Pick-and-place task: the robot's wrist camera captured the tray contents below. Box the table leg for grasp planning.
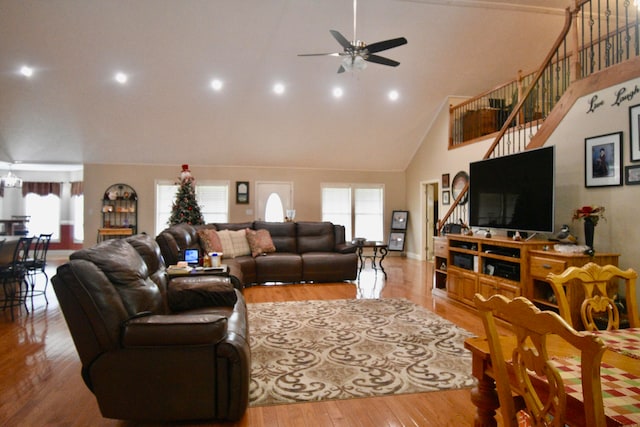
[378,247,387,279]
[470,373,500,427]
[357,246,364,277]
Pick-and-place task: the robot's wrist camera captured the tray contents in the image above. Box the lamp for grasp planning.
[1,171,23,188]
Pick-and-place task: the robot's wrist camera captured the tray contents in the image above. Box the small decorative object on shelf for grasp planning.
[572,205,606,255]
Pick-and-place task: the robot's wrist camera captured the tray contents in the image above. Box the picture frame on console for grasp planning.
[388,231,406,251]
[584,132,622,188]
[630,103,640,162]
[236,181,249,204]
[391,210,409,230]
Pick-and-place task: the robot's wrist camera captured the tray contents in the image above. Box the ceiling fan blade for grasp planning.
[365,54,400,67]
[298,53,341,57]
[330,30,352,50]
[365,37,407,54]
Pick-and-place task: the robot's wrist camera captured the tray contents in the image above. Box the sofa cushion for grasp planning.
[296,221,335,253]
[245,228,276,257]
[302,252,358,282]
[254,253,302,283]
[254,221,297,253]
[198,228,224,253]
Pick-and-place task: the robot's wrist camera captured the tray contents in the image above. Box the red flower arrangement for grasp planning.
[573,205,606,226]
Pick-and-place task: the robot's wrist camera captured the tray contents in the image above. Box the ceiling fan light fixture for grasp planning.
[341,55,367,72]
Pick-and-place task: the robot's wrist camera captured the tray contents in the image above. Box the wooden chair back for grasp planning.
[546,263,638,331]
[474,294,608,427]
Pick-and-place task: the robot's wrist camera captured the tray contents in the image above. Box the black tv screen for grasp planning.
[469,146,555,233]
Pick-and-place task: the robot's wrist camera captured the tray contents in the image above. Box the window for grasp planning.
[322,184,384,241]
[72,194,84,241]
[264,193,285,222]
[155,181,229,235]
[25,193,61,240]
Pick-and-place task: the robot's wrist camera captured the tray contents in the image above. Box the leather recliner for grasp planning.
[51,234,250,422]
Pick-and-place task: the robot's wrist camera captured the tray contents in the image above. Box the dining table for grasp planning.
[464,327,640,427]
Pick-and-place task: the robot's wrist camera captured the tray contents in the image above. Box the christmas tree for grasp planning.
[168,164,205,226]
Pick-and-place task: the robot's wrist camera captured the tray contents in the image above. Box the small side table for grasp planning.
[353,240,388,279]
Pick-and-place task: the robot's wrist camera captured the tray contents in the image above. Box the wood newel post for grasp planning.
[569,3,582,83]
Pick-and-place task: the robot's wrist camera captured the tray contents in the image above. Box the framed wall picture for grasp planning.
[236,181,249,204]
[584,132,623,188]
[630,103,640,162]
[442,173,450,189]
[625,165,640,185]
[442,190,450,205]
[388,231,406,251]
[390,210,409,230]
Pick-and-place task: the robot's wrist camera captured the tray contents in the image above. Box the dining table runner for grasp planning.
[595,328,640,360]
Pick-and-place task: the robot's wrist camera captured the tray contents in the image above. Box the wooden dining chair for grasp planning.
[474,293,608,427]
[546,263,638,331]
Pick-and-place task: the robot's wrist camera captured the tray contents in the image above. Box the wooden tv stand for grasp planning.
[433,234,619,326]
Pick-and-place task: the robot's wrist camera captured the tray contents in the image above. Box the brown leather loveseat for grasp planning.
[51,234,250,422]
[156,221,358,287]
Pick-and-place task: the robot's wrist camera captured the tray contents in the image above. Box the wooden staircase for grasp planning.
[439,0,640,234]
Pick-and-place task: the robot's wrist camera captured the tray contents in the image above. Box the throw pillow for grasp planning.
[216,229,236,258]
[228,229,251,257]
[197,229,223,253]
[245,228,276,257]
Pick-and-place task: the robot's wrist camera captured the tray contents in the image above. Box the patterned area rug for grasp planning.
[248,298,476,406]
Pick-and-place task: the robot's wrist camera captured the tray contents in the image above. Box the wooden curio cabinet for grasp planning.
[101,183,137,234]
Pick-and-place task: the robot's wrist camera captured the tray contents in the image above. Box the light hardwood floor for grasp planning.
[1,254,493,426]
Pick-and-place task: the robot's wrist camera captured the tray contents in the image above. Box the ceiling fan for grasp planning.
[298,0,408,73]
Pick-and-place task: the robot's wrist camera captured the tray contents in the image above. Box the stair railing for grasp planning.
[440,0,640,235]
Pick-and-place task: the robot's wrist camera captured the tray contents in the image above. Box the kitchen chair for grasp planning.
[0,236,33,320]
[474,293,608,427]
[547,262,638,331]
[25,233,52,307]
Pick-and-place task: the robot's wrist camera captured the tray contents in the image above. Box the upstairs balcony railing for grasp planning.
[440,0,640,233]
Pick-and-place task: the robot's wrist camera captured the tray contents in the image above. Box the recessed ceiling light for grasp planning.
[388,90,399,101]
[273,82,285,95]
[20,65,34,78]
[114,72,128,84]
[210,79,223,91]
[332,87,344,98]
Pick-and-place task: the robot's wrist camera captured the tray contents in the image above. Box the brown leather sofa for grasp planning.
[156,221,358,287]
[51,234,250,422]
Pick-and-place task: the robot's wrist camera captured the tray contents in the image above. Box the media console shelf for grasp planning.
[527,249,619,329]
[435,235,546,308]
[433,234,620,327]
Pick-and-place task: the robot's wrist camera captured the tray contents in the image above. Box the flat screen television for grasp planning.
[469,146,555,233]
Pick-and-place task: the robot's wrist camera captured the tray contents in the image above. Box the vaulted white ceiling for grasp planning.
[0,0,571,172]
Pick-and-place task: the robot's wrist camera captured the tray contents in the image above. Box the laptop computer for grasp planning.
[183,248,199,266]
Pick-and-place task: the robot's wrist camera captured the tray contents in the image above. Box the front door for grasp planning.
[255,181,293,221]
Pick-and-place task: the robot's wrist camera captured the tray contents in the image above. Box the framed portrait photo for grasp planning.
[236,181,249,204]
[388,231,406,251]
[584,132,623,188]
[625,165,640,185]
[630,103,640,162]
[442,190,450,205]
[442,173,450,189]
[390,210,409,230]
